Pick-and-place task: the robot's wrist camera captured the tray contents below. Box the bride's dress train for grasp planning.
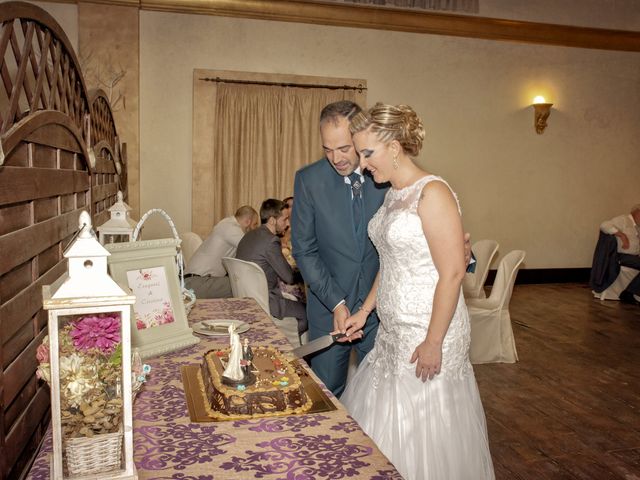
[341,175,495,480]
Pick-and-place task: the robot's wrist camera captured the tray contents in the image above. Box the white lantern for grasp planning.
[42,211,137,479]
[97,191,137,244]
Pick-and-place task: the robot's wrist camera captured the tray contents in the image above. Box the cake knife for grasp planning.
[291,333,346,358]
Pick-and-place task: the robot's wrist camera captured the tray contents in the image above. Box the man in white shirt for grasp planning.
[600,204,640,304]
[185,205,258,298]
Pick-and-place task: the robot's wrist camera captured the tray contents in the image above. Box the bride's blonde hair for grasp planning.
[349,103,425,157]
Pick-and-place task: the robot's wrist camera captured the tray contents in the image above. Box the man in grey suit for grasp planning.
[236,199,308,333]
[291,101,387,397]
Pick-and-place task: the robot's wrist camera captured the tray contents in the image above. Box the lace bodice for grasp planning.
[366,175,472,385]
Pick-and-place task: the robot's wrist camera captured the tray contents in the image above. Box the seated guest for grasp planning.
[600,204,640,304]
[281,196,295,266]
[279,195,305,302]
[185,205,258,299]
[236,199,308,333]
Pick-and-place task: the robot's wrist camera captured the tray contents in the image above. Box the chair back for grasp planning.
[222,257,271,315]
[463,239,499,298]
[180,232,203,265]
[487,250,526,309]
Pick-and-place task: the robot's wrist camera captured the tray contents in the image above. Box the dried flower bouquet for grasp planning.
[36,313,150,439]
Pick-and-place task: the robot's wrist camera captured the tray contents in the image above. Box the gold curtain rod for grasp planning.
[200,76,367,92]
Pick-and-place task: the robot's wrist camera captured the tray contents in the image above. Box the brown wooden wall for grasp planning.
[0,4,127,479]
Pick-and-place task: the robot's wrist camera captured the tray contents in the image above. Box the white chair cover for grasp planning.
[180,232,203,266]
[592,266,638,301]
[467,249,525,364]
[222,257,302,347]
[463,239,499,299]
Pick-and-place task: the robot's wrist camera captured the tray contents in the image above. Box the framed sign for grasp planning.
[106,238,199,358]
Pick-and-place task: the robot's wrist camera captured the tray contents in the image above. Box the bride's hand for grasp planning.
[410,339,442,382]
[338,311,367,342]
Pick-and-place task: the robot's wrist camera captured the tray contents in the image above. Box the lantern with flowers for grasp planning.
[41,211,140,479]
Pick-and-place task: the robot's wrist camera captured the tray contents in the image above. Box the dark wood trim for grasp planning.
[486,267,591,286]
[148,0,640,52]
[33,0,640,51]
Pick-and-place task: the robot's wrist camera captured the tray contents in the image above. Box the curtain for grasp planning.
[212,83,355,224]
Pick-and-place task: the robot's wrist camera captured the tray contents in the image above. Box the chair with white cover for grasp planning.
[180,232,203,266]
[222,257,303,347]
[467,249,525,364]
[463,239,499,299]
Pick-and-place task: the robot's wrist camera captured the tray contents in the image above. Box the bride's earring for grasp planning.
[393,153,399,170]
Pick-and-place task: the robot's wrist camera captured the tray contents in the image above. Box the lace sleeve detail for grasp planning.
[386,175,461,216]
[418,176,462,215]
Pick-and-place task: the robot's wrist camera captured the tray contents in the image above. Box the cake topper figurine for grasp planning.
[222,324,255,386]
[242,338,254,376]
[222,324,244,381]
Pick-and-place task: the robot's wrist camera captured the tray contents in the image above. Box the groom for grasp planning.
[292,101,387,397]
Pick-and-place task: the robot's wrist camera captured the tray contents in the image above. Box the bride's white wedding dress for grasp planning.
[341,175,495,480]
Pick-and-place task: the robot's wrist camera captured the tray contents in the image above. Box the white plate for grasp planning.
[192,319,250,336]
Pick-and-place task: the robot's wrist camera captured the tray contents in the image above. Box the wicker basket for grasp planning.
[65,430,123,476]
[133,208,197,315]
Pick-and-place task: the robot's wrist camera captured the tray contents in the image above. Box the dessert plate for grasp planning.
[192,319,250,336]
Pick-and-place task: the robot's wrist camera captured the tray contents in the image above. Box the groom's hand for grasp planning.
[333,303,350,337]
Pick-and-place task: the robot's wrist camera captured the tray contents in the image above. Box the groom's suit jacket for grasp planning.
[292,158,388,334]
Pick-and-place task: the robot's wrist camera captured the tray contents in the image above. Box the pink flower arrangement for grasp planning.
[36,343,49,364]
[35,312,150,439]
[70,314,121,355]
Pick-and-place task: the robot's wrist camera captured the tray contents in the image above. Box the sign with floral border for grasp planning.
[106,238,199,359]
[126,267,176,330]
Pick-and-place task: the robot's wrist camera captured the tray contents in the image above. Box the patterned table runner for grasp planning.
[27,298,400,479]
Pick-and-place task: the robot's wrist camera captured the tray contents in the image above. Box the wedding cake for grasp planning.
[198,345,312,420]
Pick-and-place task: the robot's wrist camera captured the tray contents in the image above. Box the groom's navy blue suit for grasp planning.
[292,158,388,396]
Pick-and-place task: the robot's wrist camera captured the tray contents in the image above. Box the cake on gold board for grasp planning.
[197,345,313,420]
[183,323,335,421]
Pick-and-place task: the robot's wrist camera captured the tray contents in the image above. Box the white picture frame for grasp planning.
[106,238,199,359]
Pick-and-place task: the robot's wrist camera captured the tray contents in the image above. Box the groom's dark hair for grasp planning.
[260,198,286,224]
[320,100,362,126]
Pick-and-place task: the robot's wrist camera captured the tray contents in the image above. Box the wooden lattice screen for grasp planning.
[0,3,126,479]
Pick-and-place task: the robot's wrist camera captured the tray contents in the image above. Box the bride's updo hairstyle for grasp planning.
[349,103,425,157]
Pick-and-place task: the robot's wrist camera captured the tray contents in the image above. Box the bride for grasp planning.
[339,103,495,480]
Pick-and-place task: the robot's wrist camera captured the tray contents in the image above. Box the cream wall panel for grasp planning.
[137,11,639,268]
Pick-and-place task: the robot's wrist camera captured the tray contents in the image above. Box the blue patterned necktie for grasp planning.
[349,172,363,234]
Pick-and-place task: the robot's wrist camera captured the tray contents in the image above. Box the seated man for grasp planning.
[281,196,295,267]
[236,199,308,333]
[600,204,640,304]
[185,205,258,299]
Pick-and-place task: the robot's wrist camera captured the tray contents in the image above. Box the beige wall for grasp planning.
[11,2,640,268]
[78,3,140,219]
[31,1,78,50]
[139,11,640,268]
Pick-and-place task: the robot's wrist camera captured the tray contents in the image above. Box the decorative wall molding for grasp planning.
[48,0,640,52]
[321,0,479,14]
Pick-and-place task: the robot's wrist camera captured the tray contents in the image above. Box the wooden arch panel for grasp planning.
[0,3,126,479]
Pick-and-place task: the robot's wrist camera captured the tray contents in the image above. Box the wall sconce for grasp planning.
[532,96,553,134]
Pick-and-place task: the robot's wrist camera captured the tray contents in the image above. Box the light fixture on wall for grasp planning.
[532,96,553,134]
